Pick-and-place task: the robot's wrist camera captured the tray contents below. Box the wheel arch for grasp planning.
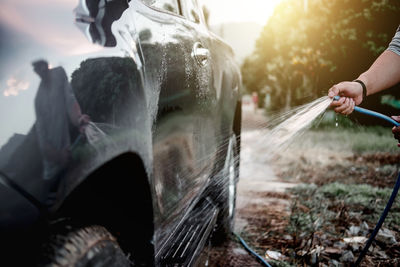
[56,152,155,264]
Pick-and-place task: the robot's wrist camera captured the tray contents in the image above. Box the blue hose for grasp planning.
[333,95,400,266]
[353,172,400,266]
[235,98,399,266]
[354,106,400,126]
[333,95,400,126]
[233,232,272,267]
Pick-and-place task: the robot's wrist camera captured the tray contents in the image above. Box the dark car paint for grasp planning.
[0,0,240,264]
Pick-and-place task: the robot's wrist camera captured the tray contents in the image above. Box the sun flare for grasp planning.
[201,0,284,25]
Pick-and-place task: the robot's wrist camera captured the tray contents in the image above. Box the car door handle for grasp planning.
[192,42,209,66]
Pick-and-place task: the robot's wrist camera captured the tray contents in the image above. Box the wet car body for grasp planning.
[0,0,241,266]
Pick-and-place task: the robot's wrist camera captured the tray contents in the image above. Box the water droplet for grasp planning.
[335,113,338,127]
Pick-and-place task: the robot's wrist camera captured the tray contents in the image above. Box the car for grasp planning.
[0,0,242,266]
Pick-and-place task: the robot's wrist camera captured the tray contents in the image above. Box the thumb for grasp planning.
[328,85,340,98]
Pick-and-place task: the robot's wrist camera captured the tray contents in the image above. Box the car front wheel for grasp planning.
[43,225,131,267]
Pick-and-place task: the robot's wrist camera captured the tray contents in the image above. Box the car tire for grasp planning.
[212,134,239,244]
[43,225,131,267]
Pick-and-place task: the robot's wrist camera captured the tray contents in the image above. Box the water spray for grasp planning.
[333,95,400,266]
[234,96,399,266]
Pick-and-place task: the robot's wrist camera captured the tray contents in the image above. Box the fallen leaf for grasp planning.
[324,247,342,254]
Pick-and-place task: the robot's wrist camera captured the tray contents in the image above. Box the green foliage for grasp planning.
[307,122,398,154]
[288,184,330,235]
[351,129,398,153]
[381,94,400,109]
[289,182,400,235]
[242,0,400,111]
[321,182,400,225]
[311,110,355,129]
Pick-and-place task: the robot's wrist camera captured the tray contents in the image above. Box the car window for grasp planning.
[141,0,180,15]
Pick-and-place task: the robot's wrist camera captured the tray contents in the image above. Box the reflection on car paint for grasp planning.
[33,60,89,181]
[0,0,241,265]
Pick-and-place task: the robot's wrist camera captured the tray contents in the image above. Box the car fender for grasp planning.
[0,172,40,230]
[52,61,154,211]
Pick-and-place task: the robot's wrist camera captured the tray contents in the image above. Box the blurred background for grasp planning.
[203,0,400,125]
[202,1,400,266]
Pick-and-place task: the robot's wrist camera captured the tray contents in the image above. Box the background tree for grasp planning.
[71,57,141,125]
[242,0,400,117]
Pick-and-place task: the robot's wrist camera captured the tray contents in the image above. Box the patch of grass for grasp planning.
[293,126,398,154]
[350,129,397,153]
[276,117,400,265]
[283,182,400,266]
[321,182,393,207]
[289,182,400,232]
[311,110,355,129]
[288,184,334,235]
[308,110,397,153]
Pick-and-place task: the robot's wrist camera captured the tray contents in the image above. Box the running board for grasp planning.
[159,198,218,266]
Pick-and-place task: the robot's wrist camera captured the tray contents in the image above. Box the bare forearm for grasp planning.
[358,50,400,96]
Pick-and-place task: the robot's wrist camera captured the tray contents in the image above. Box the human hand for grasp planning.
[330,97,355,115]
[391,116,400,147]
[328,81,364,114]
[78,114,90,134]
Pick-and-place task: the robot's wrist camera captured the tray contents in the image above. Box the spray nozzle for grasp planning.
[333,95,340,101]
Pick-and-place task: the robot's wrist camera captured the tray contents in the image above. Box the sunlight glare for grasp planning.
[201,0,283,25]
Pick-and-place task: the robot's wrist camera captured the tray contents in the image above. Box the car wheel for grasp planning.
[43,225,131,267]
[212,134,239,244]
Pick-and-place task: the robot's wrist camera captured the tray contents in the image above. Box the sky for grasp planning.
[0,0,284,146]
[201,0,283,26]
[0,0,122,146]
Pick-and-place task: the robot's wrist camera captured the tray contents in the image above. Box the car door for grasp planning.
[129,0,218,252]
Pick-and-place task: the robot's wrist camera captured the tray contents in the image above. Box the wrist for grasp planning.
[357,74,370,96]
[353,79,367,99]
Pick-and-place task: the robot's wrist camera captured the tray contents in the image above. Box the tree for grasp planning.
[71,57,141,125]
[242,0,400,112]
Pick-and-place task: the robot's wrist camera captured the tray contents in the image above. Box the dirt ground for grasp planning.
[208,103,400,266]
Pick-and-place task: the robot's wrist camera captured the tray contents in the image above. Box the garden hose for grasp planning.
[333,96,400,127]
[353,106,400,126]
[233,232,272,267]
[235,98,399,266]
[333,95,400,266]
[354,172,400,266]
